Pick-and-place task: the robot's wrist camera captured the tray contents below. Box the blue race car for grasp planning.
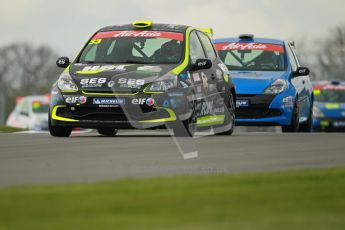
[213,34,313,132]
[312,80,345,132]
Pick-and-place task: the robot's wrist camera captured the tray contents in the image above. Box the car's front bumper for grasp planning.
[50,87,192,129]
[235,92,295,126]
[313,117,345,131]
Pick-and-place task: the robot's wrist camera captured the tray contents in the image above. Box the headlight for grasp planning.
[264,79,288,94]
[313,106,325,118]
[57,72,78,92]
[145,74,177,92]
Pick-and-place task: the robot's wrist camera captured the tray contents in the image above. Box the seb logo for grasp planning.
[80,78,106,88]
[118,78,145,89]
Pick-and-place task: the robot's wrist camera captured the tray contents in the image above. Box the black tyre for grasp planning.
[97,128,118,136]
[282,103,299,133]
[216,93,235,135]
[299,105,313,132]
[48,111,72,137]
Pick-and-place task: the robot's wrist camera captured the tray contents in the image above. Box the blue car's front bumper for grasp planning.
[313,117,345,131]
[235,91,295,126]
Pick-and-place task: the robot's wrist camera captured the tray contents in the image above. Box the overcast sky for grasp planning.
[1,0,344,57]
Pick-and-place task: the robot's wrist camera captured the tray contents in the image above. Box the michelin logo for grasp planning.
[93,98,125,105]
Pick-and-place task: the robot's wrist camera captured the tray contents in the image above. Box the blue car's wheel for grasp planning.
[299,105,313,132]
[282,103,299,133]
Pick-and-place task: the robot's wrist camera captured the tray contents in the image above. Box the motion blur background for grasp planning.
[1,0,345,125]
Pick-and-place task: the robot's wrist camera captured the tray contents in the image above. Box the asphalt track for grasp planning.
[0,130,345,188]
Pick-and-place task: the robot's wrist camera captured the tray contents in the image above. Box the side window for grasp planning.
[18,99,29,113]
[197,32,217,61]
[23,100,30,113]
[84,45,97,62]
[189,31,206,64]
[286,44,298,71]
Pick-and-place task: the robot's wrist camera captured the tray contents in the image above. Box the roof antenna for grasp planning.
[239,34,254,40]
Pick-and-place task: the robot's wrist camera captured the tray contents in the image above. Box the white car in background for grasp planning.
[6,95,50,130]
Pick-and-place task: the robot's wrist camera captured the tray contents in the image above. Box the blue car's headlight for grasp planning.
[313,106,325,118]
[264,79,288,94]
[57,72,78,92]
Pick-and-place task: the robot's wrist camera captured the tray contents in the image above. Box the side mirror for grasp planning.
[56,57,70,68]
[191,59,212,71]
[293,67,310,77]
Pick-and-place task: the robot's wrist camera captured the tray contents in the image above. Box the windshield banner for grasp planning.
[93,30,184,41]
[215,42,284,53]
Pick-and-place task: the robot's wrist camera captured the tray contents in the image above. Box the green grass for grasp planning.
[0,167,345,230]
[0,126,27,133]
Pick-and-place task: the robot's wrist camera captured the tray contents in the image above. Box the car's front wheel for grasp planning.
[48,111,72,137]
[97,128,118,136]
[282,103,300,133]
[299,104,313,132]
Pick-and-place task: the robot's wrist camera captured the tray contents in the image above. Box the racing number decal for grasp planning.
[89,39,102,45]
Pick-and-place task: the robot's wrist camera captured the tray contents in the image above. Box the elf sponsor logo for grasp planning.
[131,98,155,106]
[65,96,87,104]
[80,78,106,88]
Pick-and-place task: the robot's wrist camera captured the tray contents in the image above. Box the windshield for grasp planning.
[314,89,345,103]
[78,30,184,64]
[32,101,49,113]
[215,42,286,71]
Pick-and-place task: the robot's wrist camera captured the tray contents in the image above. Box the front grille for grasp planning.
[56,105,163,122]
[236,94,279,119]
[236,108,281,118]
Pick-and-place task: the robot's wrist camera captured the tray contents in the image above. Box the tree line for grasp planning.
[0,43,61,124]
[297,25,345,81]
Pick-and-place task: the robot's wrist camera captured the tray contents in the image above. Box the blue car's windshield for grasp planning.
[314,89,345,103]
[215,42,287,71]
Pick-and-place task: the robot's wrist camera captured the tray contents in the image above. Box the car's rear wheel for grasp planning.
[216,93,235,135]
[282,103,299,133]
[48,111,72,137]
[97,128,118,136]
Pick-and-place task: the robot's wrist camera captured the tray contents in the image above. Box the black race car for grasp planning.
[49,20,236,137]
